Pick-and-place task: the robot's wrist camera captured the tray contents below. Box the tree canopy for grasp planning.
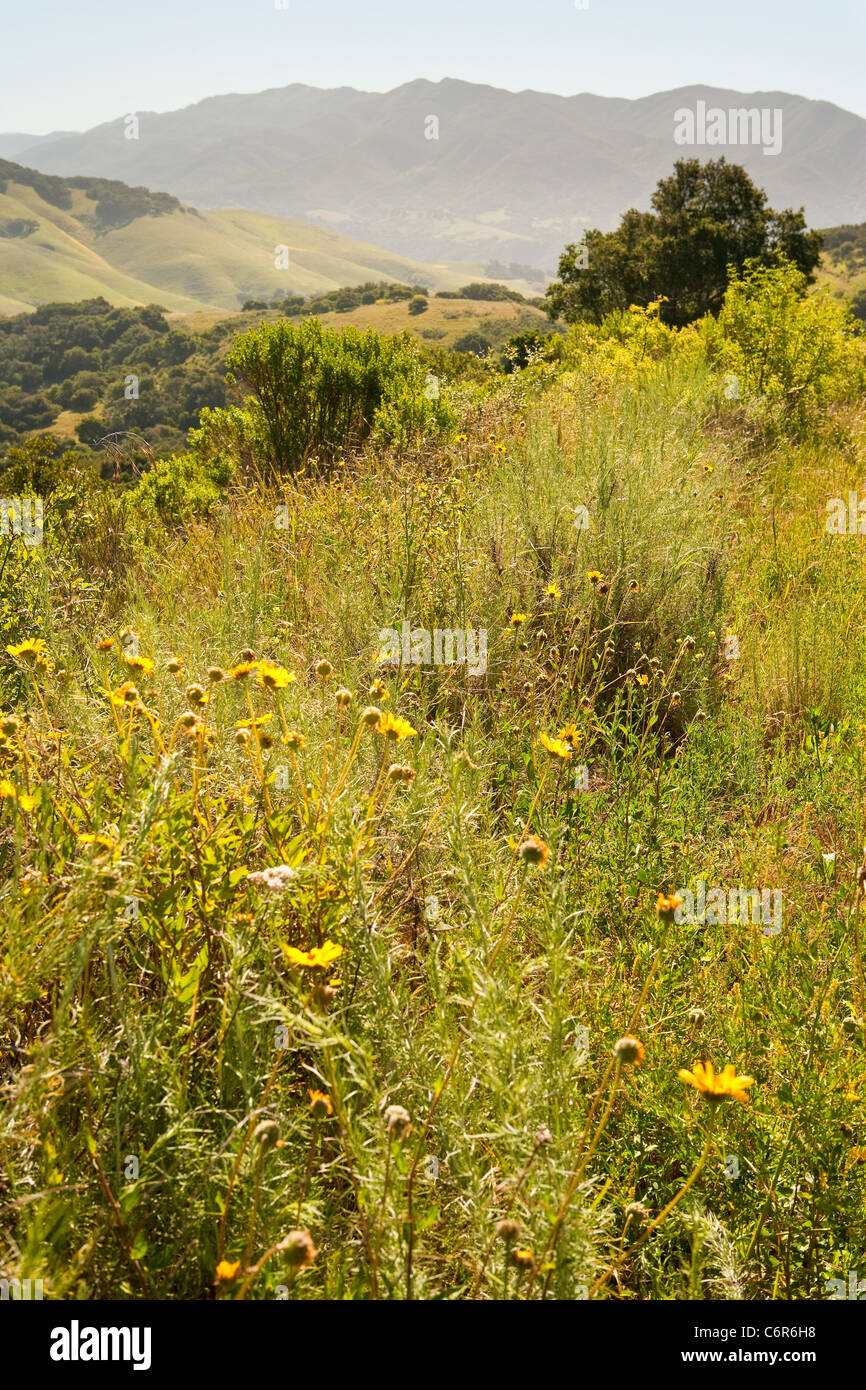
[544,158,824,327]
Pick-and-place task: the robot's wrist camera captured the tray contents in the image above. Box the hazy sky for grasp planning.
[2,0,864,133]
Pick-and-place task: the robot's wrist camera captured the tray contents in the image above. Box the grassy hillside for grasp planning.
[0,161,497,316]
[1,270,865,1302]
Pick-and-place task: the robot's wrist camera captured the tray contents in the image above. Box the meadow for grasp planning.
[1,261,865,1301]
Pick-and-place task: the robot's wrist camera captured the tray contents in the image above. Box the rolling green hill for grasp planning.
[0,160,501,316]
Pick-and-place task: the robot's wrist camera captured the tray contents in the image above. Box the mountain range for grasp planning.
[5,80,866,268]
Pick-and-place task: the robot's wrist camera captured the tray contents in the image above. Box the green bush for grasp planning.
[222,317,455,475]
[708,258,866,426]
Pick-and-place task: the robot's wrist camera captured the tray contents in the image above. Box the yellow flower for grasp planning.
[215,1259,241,1280]
[235,713,274,730]
[226,661,259,681]
[656,891,683,921]
[0,779,17,799]
[518,835,550,867]
[538,731,572,761]
[7,638,47,663]
[257,660,295,690]
[635,673,649,686]
[377,712,417,742]
[123,654,154,674]
[557,723,582,749]
[96,638,114,651]
[110,682,142,708]
[283,729,306,749]
[17,792,36,814]
[77,832,118,855]
[586,571,603,584]
[678,1060,755,1104]
[284,940,343,969]
[510,613,528,626]
[545,582,561,599]
[308,1089,333,1117]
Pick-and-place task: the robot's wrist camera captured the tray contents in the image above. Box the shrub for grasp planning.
[223,318,454,475]
[709,258,866,426]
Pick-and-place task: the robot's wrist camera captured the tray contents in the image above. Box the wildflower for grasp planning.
[238,648,256,663]
[284,940,343,969]
[17,792,36,814]
[186,683,209,707]
[678,1060,755,1105]
[277,1230,317,1269]
[110,682,141,708]
[315,658,333,680]
[384,1104,412,1139]
[557,723,582,750]
[0,780,16,799]
[166,656,183,674]
[538,731,572,761]
[253,1119,280,1150]
[226,660,258,681]
[455,433,467,443]
[207,666,225,683]
[0,716,19,737]
[96,638,114,651]
[257,660,295,690]
[235,713,273,731]
[387,763,415,785]
[361,705,383,728]
[6,638,47,663]
[670,691,681,708]
[368,679,389,701]
[703,463,714,473]
[688,1007,706,1027]
[308,1089,333,1118]
[215,1259,241,1281]
[234,728,250,747]
[335,687,353,708]
[510,1248,535,1272]
[656,892,683,923]
[635,673,649,686]
[518,835,550,868]
[283,729,306,749]
[587,571,603,584]
[510,612,528,626]
[248,864,298,893]
[77,832,118,854]
[629,581,641,593]
[614,1035,645,1066]
[545,582,561,600]
[377,712,417,742]
[124,654,155,675]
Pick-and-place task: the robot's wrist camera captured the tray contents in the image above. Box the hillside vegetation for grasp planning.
[1,258,865,1301]
[0,161,484,318]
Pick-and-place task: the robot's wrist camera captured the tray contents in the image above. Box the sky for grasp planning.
[1,0,864,133]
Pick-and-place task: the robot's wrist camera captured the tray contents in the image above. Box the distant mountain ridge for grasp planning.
[7,80,866,266]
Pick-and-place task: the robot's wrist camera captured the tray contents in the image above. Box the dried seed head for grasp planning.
[384,1104,412,1139]
[166,657,183,674]
[688,1007,706,1027]
[495,1218,522,1243]
[315,658,333,680]
[277,1229,317,1268]
[335,688,353,708]
[254,1119,280,1150]
[533,1126,553,1147]
[361,705,383,728]
[207,666,225,684]
[518,835,549,868]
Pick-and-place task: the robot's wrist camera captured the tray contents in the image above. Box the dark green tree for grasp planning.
[545,159,824,327]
